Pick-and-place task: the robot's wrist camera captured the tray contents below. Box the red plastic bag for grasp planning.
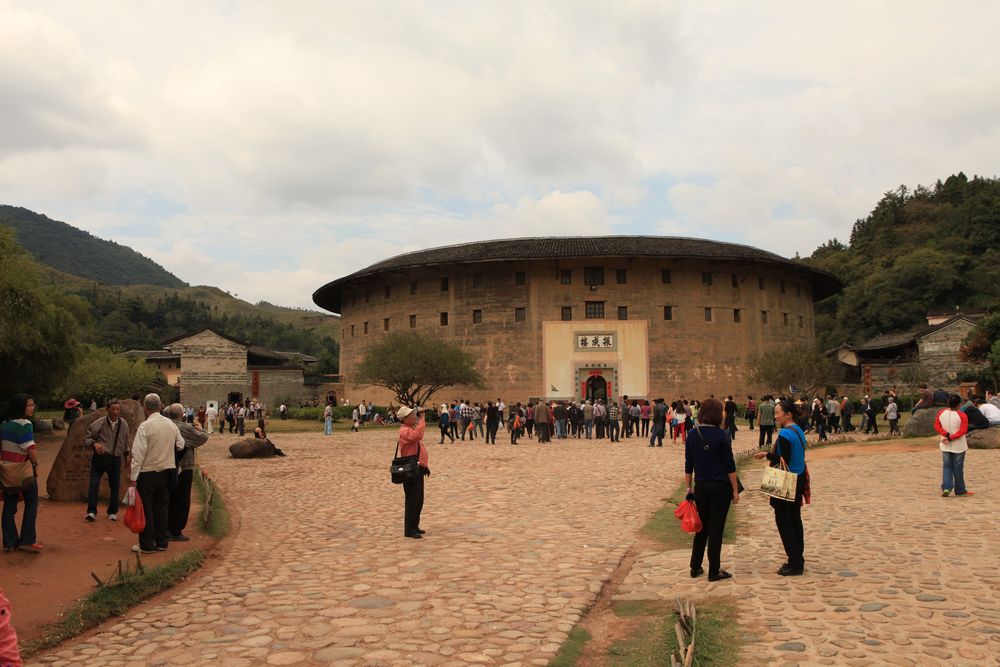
[674,499,702,534]
[124,487,146,534]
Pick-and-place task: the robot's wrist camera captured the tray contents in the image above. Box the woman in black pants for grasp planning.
[754,399,808,575]
[684,398,740,582]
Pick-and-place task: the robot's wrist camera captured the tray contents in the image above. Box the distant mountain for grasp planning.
[0,205,186,288]
[803,172,1000,349]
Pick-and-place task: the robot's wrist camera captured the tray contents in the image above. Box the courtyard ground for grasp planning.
[20,425,1000,666]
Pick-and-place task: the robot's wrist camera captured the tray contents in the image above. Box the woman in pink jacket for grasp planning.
[396,406,430,538]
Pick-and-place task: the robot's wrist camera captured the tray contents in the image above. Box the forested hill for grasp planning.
[0,205,186,288]
[803,173,1000,350]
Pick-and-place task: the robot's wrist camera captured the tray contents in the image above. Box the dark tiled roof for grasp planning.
[853,314,982,352]
[313,235,843,312]
[121,349,180,361]
[162,327,250,349]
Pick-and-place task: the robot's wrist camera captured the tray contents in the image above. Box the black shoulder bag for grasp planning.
[390,440,421,484]
[693,425,744,493]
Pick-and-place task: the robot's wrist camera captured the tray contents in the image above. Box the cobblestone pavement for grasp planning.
[616,448,1000,666]
[28,429,689,667]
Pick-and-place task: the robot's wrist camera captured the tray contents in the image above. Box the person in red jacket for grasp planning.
[396,406,430,538]
[934,394,972,497]
[0,588,21,667]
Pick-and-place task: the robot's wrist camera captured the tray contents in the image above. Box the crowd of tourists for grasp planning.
[428,397,719,446]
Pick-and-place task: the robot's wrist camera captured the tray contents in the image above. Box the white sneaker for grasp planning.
[108,513,117,521]
[131,544,141,553]
[85,513,96,522]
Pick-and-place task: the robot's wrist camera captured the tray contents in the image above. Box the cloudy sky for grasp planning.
[2,1,998,310]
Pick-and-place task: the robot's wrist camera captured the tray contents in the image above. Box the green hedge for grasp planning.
[286,405,391,421]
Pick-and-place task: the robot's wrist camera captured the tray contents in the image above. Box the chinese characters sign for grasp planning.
[575,332,616,351]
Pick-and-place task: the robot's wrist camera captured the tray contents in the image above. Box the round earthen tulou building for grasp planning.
[313,236,842,406]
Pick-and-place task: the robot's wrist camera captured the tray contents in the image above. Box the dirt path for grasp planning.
[2,433,215,644]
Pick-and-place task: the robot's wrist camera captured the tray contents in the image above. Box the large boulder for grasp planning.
[46,399,144,502]
[903,408,939,437]
[968,428,1000,449]
[229,438,276,458]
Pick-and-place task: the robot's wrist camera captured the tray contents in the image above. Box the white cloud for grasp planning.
[1,1,999,308]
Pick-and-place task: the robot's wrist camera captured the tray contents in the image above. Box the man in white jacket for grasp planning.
[130,394,184,553]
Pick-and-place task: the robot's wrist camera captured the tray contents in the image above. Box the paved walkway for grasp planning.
[27,430,1000,666]
[28,429,688,667]
[616,448,1000,666]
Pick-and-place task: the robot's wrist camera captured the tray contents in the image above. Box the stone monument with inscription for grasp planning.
[46,399,144,501]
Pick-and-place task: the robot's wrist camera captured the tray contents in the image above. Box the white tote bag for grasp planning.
[760,459,798,502]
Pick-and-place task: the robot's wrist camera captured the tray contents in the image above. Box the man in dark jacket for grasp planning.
[167,404,208,541]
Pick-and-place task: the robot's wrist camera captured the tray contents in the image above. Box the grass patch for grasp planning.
[193,470,230,539]
[643,457,750,549]
[264,419,397,433]
[549,626,592,667]
[612,600,672,618]
[608,600,742,666]
[21,550,206,657]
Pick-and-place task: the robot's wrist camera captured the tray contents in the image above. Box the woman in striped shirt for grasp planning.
[2,394,42,553]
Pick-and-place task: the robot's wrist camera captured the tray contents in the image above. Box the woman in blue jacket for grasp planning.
[754,399,808,576]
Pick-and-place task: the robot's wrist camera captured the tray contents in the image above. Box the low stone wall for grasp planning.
[968,429,1000,449]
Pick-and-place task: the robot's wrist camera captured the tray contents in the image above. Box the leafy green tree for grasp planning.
[0,227,81,399]
[355,332,484,407]
[58,345,165,402]
[805,174,1000,349]
[746,345,835,397]
[961,313,1000,391]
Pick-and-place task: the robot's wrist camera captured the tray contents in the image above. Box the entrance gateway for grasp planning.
[584,374,607,403]
[541,321,649,403]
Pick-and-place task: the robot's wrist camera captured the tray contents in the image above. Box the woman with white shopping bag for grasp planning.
[754,399,809,576]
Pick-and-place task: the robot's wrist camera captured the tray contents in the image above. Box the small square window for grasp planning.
[617,306,628,320]
[473,309,482,324]
[661,269,672,284]
[783,312,789,326]
[384,286,391,299]
[761,310,768,324]
[409,314,416,328]
[350,324,355,337]
[515,271,526,286]
[731,273,739,288]
[704,307,713,322]
[515,307,526,322]
[561,306,573,321]
[560,269,572,284]
[410,281,417,295]
[585,301,605,319]
[440,312,448,326]
[758,277,765,290]
[663,305,674,321]
[363,321,368,334]
[780,280,786,294]
[702,272,713,286]
[616,269,627,284]
[441,277,449,292]
[733,309,742,323]
[383,318,389,332]
[584,267,605,286]
[472,274,483,288]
